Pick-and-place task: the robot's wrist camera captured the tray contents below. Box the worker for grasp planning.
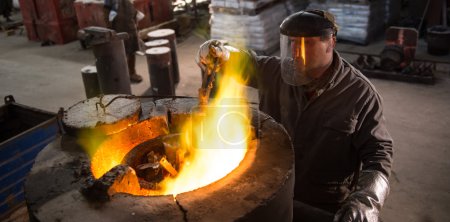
[104,0,143,83]
[197,10,393,222]
[0,0,13,22]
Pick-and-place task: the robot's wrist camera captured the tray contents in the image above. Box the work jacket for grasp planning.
[104,0,139,56]
[239,50,394,213]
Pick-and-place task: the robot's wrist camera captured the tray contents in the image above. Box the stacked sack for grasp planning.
[210,0,289,55]
[308,0,387,45]
[285,0,311,14]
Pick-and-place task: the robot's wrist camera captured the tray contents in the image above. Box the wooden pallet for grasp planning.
[361,68,435,85]
[0,20,23,36]
[210,0,282,16]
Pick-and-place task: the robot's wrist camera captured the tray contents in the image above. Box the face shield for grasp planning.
[279,10,338,86]
[280,34,315,86]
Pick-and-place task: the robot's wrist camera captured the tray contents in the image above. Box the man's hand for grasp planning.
[334,171,389,222]
[108,10,117,22]
[196,39,230,75]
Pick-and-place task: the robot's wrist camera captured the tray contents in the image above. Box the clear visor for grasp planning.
[280,34,313,86]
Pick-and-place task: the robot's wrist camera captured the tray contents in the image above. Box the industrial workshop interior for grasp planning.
[0,0,449,221]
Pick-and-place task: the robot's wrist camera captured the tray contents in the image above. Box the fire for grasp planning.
[81,53,251,197]
[159,71,251,196]
[78,118,169,179]
[301,37,306,66]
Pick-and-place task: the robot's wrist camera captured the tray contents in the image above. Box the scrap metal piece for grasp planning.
[81,164,139,202]
[159,157,178,176]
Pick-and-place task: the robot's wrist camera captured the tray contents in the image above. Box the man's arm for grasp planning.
[196,40,282,90]
[354,93,393,177]
[335,92,393,222]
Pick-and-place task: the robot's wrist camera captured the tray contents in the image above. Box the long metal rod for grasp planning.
[443,0,447,27]
[95,94,259,113]
[95,95,196,112]
[418,0,431,33]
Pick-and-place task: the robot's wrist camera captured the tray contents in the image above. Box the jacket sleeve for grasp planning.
[352,92,394,178]
[232,50,282,90]
[104,0,114,9]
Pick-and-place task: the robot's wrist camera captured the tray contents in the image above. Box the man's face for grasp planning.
[290,36,335,79]
[280,34,335,86]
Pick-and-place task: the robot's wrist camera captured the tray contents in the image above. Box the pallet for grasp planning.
[0,20,23,36]
[361,68,435,85]
[210,0,282,16]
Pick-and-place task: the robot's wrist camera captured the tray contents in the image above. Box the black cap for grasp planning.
[280,10,338,37]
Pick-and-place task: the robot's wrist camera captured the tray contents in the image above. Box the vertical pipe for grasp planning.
[81,65,101,99]
[145,47,175,95]
[443,0,447,27]
[92,39,132,94]
[147,29,180,84]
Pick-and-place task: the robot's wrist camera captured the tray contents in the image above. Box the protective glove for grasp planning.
[196,39,231,75]
[136,10,145,22]
[108,10,117,22]
[334,170,390,222]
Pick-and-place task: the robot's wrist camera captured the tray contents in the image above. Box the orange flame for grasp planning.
[159,70,251,196]
[301,37,306,66]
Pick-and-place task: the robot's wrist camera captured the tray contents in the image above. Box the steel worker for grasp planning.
[197,10,393,222]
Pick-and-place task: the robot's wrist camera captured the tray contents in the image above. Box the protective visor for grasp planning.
[280,34,315,86]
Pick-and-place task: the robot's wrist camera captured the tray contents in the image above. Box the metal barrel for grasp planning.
[147,29,180,84]
[79,27,132,95]
[145,47,175,96]
[92,39,132,94]
[81,65,101,99]
[144,39,170,49]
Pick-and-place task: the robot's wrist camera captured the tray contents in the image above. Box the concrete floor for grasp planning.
[1,18,450,222]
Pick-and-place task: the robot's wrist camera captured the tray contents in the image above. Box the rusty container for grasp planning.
[74,1,108,30]
[18,0,79,44]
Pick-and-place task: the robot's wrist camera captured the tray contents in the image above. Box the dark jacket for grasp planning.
[241,50,393,213]
[0,0,12,18]
[104,0,139,55]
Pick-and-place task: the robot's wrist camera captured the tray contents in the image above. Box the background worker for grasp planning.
[0,0,13,22]
[197,10,393,222]
[104,0,143,83]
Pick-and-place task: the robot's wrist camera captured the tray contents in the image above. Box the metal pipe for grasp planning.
[145,47,175,96]
[147,29,180,84]
[443,0,447,27]
[81,65,101,99]
[79,27,132,95]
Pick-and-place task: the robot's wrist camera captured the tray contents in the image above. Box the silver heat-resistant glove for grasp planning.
[196,39,230,74]
[334,170,390,222]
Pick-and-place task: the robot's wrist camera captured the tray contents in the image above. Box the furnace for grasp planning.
[25,96,294,221]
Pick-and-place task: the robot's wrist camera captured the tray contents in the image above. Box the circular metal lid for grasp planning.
[63,94,141,134]
[145,39,170,48]
[146,47,171,55]
[147,29,175,38]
